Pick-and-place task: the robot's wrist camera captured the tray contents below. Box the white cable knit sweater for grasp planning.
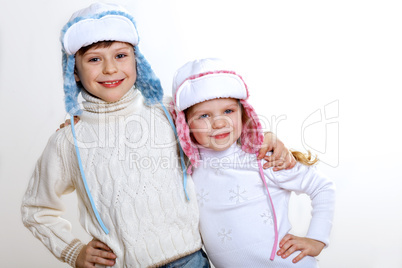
[193,144,335,268]
[21,88,202,267]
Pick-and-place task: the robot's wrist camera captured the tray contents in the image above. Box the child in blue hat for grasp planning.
[21,3,294,267]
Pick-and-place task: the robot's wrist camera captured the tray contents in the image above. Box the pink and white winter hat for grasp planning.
[170,58,264,174]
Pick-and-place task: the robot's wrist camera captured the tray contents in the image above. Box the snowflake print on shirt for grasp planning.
[261,209,274,226]
[211,166,223,175]
[197,188,210,207]
[229,185,247,203]
[218,228,232,243]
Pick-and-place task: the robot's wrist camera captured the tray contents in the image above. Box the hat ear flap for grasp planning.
[63,54,82,116]
[239,100,264,154]
[169,101,200,174]
[134,46,164,105]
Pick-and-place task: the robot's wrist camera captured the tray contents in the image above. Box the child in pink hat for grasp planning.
[170,58,336,267]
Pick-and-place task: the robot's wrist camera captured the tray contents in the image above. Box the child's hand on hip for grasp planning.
[276,234,325,264]
[76,239,116,268]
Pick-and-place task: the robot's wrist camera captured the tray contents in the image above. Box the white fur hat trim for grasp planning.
[173,58,248,112]
[62,3,138,55]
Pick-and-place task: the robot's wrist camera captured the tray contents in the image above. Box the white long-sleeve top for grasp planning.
[192,143,335,268]
[21,88,202,267]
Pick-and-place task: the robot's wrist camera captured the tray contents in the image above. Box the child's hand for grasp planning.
[277,234,325,264]
[56,116,80,131]
[75,239,117,268]
[257,132,296,171]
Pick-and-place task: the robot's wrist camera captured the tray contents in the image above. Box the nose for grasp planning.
[103,59,118,74]
[212,117,228,129]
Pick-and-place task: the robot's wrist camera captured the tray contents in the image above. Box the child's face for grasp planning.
[74,42,137,103]
[186,98,242,151]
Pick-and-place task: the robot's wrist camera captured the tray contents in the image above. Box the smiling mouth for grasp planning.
[212,132,230,139]
[99,79,124,87]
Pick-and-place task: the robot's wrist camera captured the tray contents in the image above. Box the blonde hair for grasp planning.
[290,150,319,166]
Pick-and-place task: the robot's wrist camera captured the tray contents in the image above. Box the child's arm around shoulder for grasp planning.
[21,130,85,267]
[257,132,297,171]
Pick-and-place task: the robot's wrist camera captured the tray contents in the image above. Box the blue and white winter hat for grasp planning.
[60,2,164,115]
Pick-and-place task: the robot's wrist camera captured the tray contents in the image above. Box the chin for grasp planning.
[211,143,233,151]
[104,94,125,103]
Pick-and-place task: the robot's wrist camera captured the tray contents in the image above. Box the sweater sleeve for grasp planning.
[270,163,336,247]
[21,131,85,267]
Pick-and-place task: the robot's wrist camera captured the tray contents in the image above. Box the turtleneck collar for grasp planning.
[199,142,242,160]
[197,142,259,171]
[81,87,139,114]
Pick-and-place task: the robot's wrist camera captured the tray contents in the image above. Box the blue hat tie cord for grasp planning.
[70,116,109,234]
[159,102,190,201]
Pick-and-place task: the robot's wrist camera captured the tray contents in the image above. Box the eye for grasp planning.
[116,53,127,59]
[199,114,209,119]
[224,109,234,114]
[88,57,100,62]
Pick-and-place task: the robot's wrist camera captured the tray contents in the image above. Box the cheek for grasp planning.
[74,57,86,82]
[128,57,137,82]
[233,114,243,134]
[75,64,93,84]
[189,121,202,132]
[189,120,211,135]
[128,63,137,80]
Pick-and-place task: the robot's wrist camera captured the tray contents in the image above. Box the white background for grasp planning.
[1,0,401,267]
